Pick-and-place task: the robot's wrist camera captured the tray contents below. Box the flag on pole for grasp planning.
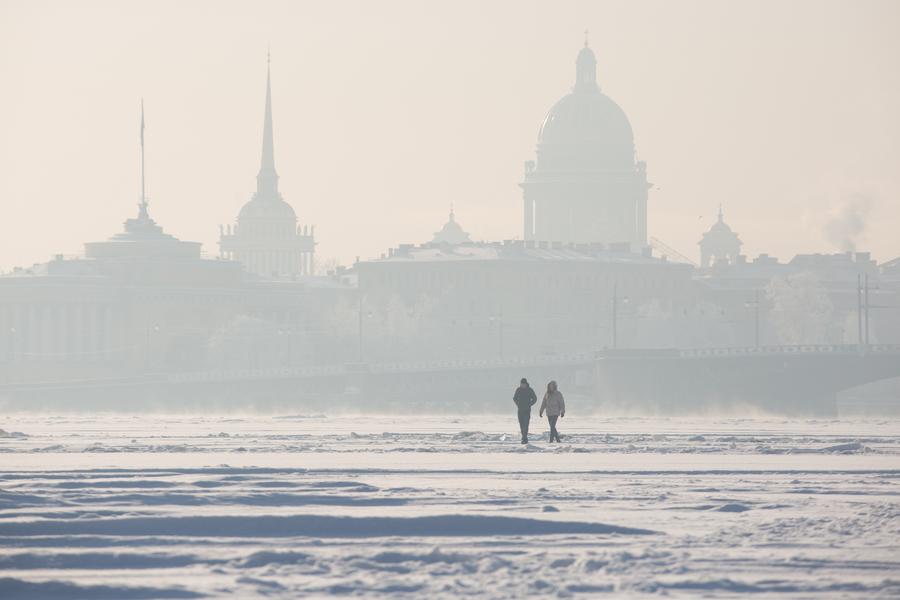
[139,99,147,213]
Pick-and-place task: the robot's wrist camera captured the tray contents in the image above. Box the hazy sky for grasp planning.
[1,0,898,271]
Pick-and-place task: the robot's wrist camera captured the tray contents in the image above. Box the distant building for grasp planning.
[0,202,350,380]
[0,188,243,377]
[696,245,891,346]
[357,240,694,360]
[431,207,471,245]
[699,207,742,268]
[219,60,316,277]
[521,38,649,250]
[0,107,353,384]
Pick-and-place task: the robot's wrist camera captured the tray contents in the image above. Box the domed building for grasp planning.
[219,60,316,277]
[431,207,472,245]
[699,206,742,268]
[521,39,649,249]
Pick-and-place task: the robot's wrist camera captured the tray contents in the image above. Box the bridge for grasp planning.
[595,344,900,415]
[1,345,898,415]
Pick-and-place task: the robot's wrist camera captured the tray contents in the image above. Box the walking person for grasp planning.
[539,380,565,443]
[513,378,537,444]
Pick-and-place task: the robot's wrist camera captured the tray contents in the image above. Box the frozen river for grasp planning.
[1,414,898,598]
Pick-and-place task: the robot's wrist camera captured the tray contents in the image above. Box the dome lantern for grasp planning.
[575,33,598,91]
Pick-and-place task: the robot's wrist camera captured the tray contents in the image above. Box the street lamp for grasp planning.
[8,327,16,364]
[857,273,874,348]
[488,312,504,358]
[612,284,629,349]
[278,328,294,366]
[145,324,160,369]
[357,296,373,363]
[744,289,761,347]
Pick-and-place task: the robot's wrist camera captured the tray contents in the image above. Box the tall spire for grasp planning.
[256,49,279,198]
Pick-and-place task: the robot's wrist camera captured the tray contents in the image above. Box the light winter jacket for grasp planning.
[540,390,565,417]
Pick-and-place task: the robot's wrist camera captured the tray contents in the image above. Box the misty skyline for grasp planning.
[1,0,898,272]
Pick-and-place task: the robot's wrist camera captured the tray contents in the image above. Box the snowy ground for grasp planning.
[1,414,899,598]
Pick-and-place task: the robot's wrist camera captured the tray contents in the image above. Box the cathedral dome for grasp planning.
[534,44,635,171]
[538,90,634,149]
[238,197,297,222]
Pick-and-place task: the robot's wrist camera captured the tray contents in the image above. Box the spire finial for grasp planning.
[584,29,589,47]
[718,204,723,222]
[450,203,455,221]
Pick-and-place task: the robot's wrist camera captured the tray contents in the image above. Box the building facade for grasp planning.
[357,240,695,362]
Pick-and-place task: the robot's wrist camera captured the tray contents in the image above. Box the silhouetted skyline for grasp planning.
[1,0,898,272]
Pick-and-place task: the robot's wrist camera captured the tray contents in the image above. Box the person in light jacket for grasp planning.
[539,380,565,443]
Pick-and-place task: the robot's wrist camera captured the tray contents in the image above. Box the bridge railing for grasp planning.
[166,345,900,384]
[166,352,596,384]
[4,345,896,391]
[678,344,900,359]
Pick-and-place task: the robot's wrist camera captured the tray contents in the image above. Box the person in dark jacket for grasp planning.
[513,378,537,444]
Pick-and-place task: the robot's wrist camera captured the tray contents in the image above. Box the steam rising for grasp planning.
[823,193,873,252]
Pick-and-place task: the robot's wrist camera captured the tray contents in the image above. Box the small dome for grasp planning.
[708,220,735,234]
[700,207,742,245]
[238,197,297,222]
[432,209,471,245]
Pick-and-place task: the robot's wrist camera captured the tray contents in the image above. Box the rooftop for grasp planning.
[368,240,681,266]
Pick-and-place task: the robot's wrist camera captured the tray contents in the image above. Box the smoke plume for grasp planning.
[823,192,873,252]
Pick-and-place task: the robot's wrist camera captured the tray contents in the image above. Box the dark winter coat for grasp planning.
[513,386,537,412]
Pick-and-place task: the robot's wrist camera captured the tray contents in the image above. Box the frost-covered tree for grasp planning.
[207,315,281,369]
[766,272,834,345]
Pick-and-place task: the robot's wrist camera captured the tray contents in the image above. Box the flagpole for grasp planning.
[140,99,146,214]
